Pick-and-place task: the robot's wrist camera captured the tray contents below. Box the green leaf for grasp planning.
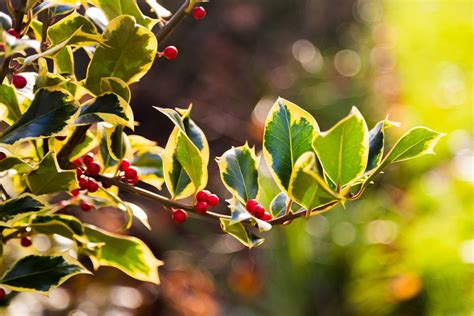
[105,125,130,161]
[124,202,151,230]
[0,254,90,294]
[84,15,157,95]
[384,127,444,164]
[132,147,164,190]
[219,219,264,249]
[0,84,21,124]
[53,46,74,76]
[288,152,341,213]
[26,214,85,240]
[0,157,33,173]
[313,107,369,189]
[0,89,78,145]
[75,93,134,129]
[263,97,319,193]
[47,11,100,46]
[0,194,45,224]
[100,77,131,102]
[85,225,163,284]
[269,192,289,218]
[216,143,259,204]
[26,153,76,195]
[366,119,400,172]
[88,0,157,29]
[227,197,271,232]
[157,106,208,199]
[69,131,98,160]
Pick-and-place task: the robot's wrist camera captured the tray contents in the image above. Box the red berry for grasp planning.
[172,208,188,223]
[252,204,265,219]
[83,153,94,166]
[12,74,27,89]
[126,174,139,185]
[0,44,4,51]
[80,200,93,212]
[195,201,208,214]
[7,29,20,39]
[0,288,5,300]
[72,158,83,167]
[206,194,219,207]
[163,46,178,60]
[196,190,210,202]
[71,189,80,197]
[124,168,137,180]
[78,177,89,190]
[55,135,67,141]
[87,179,99,192]
[262,212,272,221]
[119,159,131,171]
[246,199,258,212]
[0,152,6,161]
[86,162,101,176]
[192,6,206,20]
[76,168,83,178]
[20,236,32,247]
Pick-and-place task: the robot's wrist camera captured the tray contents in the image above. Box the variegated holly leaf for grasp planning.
[0,89,78,145]
[85,225,163,284]
[0,84,22,124]
[220,219,264,249]
[100,77,131,102]
[313,107,369,190]
[88,0,157,29]
[288,152,341,214]
[263,97,319,193]
[269,192,290,218]
[84,15,157,95]
[105,125,130,161]
[216,143,259,204]
[0,255,90,294]
[157,106,209,199]
[132,147,164,190]
[361,127,444,191]
[26,153,76,195]
[0,194,45,224]
[47,11,101,46]
[75,93,134,129]
[366,119,400,172]
[0,157,33,173]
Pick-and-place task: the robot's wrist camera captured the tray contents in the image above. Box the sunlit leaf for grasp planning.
[88,0,157,29]
[263,97,319,193]
[0,254,90,294]
[313,107,369,189]
[216,143,260,204]
[220,219,264,249]
[85,225,163,284]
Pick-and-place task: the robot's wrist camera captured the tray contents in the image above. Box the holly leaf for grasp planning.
[84,15,157,95]
[47,11,101,46]
[105,125,130,161]
[0,84,21,124]
[0,157,33,173]
[366,119,400,172]
[216,143,259,204]
[0,89,78,145]
[26,153,76,195]
[269,192,290,218]
[288,152,341,213]
[88,0,157,29]
[75,93,134,129]
[227,197,271,232]
[0,254,90,294]
[53,47,74,76]
[85,225,163,284]
[263,97,319,193]
[313,107,369,189]
[132,147,164,190]
[220,219,264,249]
[157,106,209,199]
[0,194,45,224]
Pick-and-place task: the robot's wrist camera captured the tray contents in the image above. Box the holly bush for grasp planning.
[0,0,444,302]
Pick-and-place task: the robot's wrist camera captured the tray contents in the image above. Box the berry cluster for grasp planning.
[71,153,103,211]
[246,199,272,221]
[117,159,140,185]
[195,190,219,214]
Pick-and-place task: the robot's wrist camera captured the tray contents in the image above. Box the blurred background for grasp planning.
[2,0,473,315]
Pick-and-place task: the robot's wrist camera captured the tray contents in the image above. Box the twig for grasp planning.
[155,0,196,44]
